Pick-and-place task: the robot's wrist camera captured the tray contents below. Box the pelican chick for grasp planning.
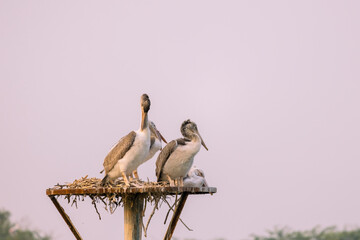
[101,94,151,186]
[156,119,208,187]
[183,166,208,187]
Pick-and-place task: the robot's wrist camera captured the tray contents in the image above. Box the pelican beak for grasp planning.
[150,121,167,144]
[158,130,168,144]
[153,128,167,150]
[197,131,208,151]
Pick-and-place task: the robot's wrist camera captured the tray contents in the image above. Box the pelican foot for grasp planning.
[121,172,131,187]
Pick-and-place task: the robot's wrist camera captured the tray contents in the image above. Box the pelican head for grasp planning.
[181,119,208,151]
[188,165,205,178]
[149,121,168,144]
[194,168,205,178]
[141,94,151,113]
[140,94,151,131]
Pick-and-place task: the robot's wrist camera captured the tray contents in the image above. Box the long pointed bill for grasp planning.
[141,111,148,131]
[153,128,168,149]
[197,131,208,151]
[159,131,168,144]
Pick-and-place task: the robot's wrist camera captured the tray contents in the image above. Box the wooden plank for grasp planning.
[46,186,217,196]
[124,194,144,240]
[49,196,82,240]
[163,193,189,240]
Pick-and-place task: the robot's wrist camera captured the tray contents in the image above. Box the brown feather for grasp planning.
[103,131,137,174]
[155,138,190,181]
[155,140,177,181]
[176,138,191,145]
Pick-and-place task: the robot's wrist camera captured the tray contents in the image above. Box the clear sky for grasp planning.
[1,1,360,239]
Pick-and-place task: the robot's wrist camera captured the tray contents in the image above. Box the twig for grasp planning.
[164,197,181,224]
[163,198,193,231]
[144,197,160,237]
[90,196,101,220]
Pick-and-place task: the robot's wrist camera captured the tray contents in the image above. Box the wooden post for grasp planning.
[124,194,144,240]
[163,192,189,240]
[48,196,82,240]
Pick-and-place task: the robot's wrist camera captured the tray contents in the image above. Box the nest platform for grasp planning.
[46,176,217,240]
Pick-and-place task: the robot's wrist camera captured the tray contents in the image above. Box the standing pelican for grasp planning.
[156,119,208,187]
[132,121,167,179]
[101,94,151,186]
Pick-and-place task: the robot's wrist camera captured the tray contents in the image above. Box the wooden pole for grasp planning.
[163,192,189,240]
[48,196,82,240]
[124,194,144,240]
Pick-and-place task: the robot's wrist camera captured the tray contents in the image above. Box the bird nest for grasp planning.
[50,175,191,236]
[53,175,168,189]
[52,175,170,216]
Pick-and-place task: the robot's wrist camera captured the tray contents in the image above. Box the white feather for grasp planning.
[162,135,201,179]
[183,166,208,187]
[143,137,162,163]
[107,128,150,179]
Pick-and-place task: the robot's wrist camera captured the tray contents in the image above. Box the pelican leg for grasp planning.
[121,172,130,187]
[167,176,175,187]
[129,173,135,180]
[179,177,184,187]
[174,178,183,187]
[133,170,139,179]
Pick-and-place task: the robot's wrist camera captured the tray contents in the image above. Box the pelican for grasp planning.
[156,119,208,187]
[99,121,167,179]
[183,166,208,187]
[101,94,151,186]
[132,121,167,179]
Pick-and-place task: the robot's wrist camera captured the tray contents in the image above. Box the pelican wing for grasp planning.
[156,140,177,181]
[103,131,136,174]
[155,138,190,181]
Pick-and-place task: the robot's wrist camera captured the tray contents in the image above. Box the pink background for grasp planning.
[1,1,360,239]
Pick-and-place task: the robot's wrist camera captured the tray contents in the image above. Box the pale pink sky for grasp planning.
[1,1,360,239]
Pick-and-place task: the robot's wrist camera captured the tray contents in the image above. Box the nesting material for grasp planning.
[50,175,175,227]
[53,175,169,189]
